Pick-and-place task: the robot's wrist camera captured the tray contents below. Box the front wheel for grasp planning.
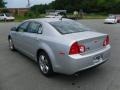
[38,51,54,77]
[8,38,15,51]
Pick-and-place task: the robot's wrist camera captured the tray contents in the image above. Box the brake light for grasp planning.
[69,42,85,55]
[103,35,110,46]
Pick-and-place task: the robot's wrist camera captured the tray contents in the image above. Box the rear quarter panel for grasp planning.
[35,22,72,70]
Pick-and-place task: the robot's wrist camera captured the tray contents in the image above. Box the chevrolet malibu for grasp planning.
[8,18,111,76]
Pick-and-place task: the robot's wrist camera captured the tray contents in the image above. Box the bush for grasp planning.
[24,12,35,18]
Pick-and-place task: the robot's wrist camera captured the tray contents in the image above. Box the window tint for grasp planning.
[0,13,4,16]
[17,21,29,32]
[50,20,89,34]
[27,22,40,33]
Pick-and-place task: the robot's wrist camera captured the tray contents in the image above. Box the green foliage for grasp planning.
[0,0,6,8]
[24,11,35,18]
[31,4,49,14]
[1,9,10,13]
[30,0,120,14]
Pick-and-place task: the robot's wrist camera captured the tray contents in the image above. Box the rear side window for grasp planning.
[27,22,40,33]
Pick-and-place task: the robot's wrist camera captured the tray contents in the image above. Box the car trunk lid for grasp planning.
[64,31,107,54]
[79,36,106,54]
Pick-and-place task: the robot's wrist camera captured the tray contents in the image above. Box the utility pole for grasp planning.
[27,0,30,8]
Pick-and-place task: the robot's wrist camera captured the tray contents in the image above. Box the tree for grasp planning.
[1,9,10,13]
[31,4,49,14]
[0,0,6,8]
[30,0,120,14]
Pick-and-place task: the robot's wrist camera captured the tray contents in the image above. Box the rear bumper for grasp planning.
[55,45,111,75]
[104,21,116,24]
[0,18,15,21]
[6,18,15,21]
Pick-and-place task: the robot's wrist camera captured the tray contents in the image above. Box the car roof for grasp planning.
[25,18,71,23]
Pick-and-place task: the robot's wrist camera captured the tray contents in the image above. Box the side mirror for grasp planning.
[11,27,17,31]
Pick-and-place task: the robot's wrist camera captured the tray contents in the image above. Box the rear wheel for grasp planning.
[38,51,54,77]
[8,38,15,51]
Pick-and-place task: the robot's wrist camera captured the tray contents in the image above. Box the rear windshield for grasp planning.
[50,20,89,34]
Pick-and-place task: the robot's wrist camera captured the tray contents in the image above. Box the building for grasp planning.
[46,10,67,15]
[0,8,29,16]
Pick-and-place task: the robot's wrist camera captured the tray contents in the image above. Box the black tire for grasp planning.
[38,51,54,77]
[8,38,15,51]
[4,18,7,22]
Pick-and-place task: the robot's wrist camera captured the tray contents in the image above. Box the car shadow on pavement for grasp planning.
[47,67,104,89]
[11,49,39,68]
[12,49,105,86]
[15,48,103,77]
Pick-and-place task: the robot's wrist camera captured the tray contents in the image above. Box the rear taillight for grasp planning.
[103,35,110,46]
[69,42,85,55]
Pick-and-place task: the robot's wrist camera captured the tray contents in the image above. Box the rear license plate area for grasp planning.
[93,54,103,63]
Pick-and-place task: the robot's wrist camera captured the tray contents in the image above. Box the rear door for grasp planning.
[21,21,43,58]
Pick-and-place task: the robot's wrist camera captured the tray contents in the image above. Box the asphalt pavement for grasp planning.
[0,20,120,90]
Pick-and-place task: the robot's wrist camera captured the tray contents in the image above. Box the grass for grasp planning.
[67,13,107,19]
[11,13,108,22]
[15,14,46,22]
[83,14,107,19]
[15,15,27,22]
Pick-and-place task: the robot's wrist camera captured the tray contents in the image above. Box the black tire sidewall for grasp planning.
[8,38,15,51]
[38,51,53,77]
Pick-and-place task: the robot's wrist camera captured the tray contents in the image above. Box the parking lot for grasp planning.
[0,19,120,90]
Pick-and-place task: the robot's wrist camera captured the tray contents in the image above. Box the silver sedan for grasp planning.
[8,18,111,76]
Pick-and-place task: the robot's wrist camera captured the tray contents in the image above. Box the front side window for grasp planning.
[17,21,29,32]
[27,22,40,33]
